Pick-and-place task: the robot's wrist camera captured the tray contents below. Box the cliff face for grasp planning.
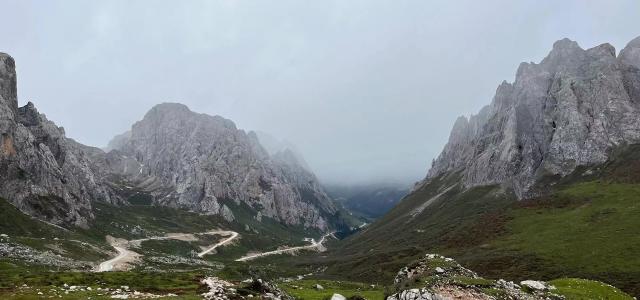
[427,36,640,198]
[0,53,118,228]
[107,103,337,230]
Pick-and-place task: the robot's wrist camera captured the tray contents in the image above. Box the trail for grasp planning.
[197,231,239,257]
[97,245,131,272]
[96,230,239,272]
[236,232,334,262]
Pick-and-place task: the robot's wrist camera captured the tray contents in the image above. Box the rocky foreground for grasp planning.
[388,254,632,300]
[2,252,633,299]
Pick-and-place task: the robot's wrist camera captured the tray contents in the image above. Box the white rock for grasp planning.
[520,280,547,290]
[331,294,346,300]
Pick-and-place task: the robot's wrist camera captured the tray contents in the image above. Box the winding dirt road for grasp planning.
[97,245,131,272]
[235,232,334,262]
[97,230,333,270]
[96,230,240,272]
[197,231,239,257]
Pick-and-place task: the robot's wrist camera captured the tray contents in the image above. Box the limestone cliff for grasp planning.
[107,103,338,230]
[427,36,640,198]
[0,53,119,228]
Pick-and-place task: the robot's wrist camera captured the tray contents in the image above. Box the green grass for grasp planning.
[0,198,65,237]
[450,276,495,288]
[0,259,209,298]
[550,278,634,300]
[495,182,640,275]
[280,280,385,300]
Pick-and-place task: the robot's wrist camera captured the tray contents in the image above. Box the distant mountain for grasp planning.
[326,183,408,220]
[252,131,312,172]
[104,103,340,231]
[324,36,640,295]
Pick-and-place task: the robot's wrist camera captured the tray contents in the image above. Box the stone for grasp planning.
[314,284,324,290]
[520,280,548,291]
[330,293,346,300]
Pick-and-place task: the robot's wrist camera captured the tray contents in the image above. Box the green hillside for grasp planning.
[321,144,640,296]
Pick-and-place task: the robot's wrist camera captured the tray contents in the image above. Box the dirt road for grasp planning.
[235,232,334,262]
[96,230,239,272]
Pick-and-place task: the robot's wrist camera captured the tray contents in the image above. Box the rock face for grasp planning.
[427,36,640,198]
[107,103,337,230]
[0,53,118,228]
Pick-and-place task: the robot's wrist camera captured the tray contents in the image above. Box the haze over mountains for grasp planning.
[3,31,640,297]
[2,2,640,298]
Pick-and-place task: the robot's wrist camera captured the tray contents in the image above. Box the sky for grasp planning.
[2,0,640,186]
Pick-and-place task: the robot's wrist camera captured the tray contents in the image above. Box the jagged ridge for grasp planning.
[427,36,640,198]
[105,103,338,230]
[0,53,119,228]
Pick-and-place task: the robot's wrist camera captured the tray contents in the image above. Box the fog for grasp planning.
[2,0,639,185]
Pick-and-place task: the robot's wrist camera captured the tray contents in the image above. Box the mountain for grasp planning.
[252,130,312,172]
[105,103,339,231]
[323,36,640,295]
[0,52,342,235]
[427,37,640,199]
[326,183,408,220]
[0,53,119,229]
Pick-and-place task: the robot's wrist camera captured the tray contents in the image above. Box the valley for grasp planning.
[2,7,640,299]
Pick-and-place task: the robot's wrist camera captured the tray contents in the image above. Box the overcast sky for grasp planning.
[2,1,639,185]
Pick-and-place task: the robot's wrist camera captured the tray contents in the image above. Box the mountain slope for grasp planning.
[105,103,339,231]
[0,53,119,228]
[323,36,640,296]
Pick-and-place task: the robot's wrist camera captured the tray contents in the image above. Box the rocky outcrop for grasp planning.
[389,254,566,300]
[201,277,294,300]
[427,36,640,198]
[106,103,337,230]
[0,53,119,228]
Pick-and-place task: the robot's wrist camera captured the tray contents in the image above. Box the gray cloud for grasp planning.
[2,0,639,185]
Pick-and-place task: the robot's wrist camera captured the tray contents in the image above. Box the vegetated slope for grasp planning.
[326,184,409,220]
[323,36,640,296]
[324,144,640,295]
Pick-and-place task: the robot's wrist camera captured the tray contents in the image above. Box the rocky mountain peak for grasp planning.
[0,53,17,114]
[426,36,640,198]
[143,102,194,120]
[0,53,119,228]
[620,36,640,69]
[107,103,338,230]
